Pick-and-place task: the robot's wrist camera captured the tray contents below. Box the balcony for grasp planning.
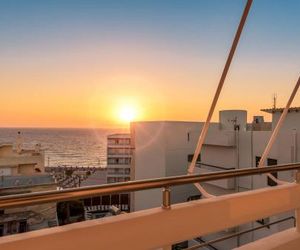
[1,164,300,250]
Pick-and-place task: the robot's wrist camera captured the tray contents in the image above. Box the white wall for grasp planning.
[130,122,167,211]
[219,110,247,131]
[130,111,300,249]
[131,121,240,210]
[272,112,300,131]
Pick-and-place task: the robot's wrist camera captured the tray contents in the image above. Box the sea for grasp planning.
[0,128,127,168]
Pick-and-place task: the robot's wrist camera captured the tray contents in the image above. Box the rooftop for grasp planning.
[107,133,130,138]
[0,144,13,148]
[0,174,55,190]
[261,107,300,114]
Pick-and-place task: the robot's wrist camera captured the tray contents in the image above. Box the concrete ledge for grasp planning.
[235,228,300,250]
[1,184,300,250]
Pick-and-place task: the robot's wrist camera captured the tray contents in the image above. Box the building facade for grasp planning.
[106,134,132,211]
[81,134,133,219]
[107,134,132,184]
[0,139,57,237]
[130,108,300,249]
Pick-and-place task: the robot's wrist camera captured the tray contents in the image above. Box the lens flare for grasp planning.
[118,104,137,123]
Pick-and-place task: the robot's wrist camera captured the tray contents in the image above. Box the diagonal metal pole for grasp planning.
[188,0,253,198]
[258,76,300,185]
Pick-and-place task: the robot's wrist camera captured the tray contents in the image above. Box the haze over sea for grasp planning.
[0,128,126,168]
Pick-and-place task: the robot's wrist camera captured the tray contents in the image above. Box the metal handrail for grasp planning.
[187,216,296,250]
[0,162,300,209]
[197,162,235,171]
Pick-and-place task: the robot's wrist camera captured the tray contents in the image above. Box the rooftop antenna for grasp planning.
[272,93,277,110]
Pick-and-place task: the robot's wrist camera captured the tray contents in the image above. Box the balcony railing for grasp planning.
[187,216,296,250]
[0,162,299,209]
[1,163,300,250]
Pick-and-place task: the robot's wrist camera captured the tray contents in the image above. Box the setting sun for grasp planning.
[118,104,138,123]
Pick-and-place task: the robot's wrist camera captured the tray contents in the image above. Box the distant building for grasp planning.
[81,134,132,219]
[130,108,299,249]
[0,136,57,237]
[80,168,108,220]
[107,134,132,184]
[0,143,44,176]
[106,134,132,211]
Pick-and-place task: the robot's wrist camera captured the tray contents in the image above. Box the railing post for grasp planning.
[162,186,171,209]
[296,170,300,231]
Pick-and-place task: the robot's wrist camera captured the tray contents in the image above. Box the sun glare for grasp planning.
[118,104,137,123]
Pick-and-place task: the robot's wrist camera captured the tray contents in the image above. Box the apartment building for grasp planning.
[0,138,57,237]
[107,134,132,184]
[81,134,132,218]
[130,108,300,249]
[106,134,132,211]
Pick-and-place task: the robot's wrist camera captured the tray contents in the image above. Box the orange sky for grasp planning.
[1,1,300,128]
[1,62,298,128]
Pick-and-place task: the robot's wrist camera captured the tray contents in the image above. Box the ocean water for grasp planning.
[0,128,126,168]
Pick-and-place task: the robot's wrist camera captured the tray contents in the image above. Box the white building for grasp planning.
[107,133,132,184]
[0,136,57,237]
[105,134,132,211]
[130,108,300,249]
[75,134,133,218]
[2,114,300,249]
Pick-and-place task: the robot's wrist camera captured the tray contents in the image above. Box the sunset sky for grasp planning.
[1,0,300,128]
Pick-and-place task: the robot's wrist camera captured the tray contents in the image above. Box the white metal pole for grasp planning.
[258,76,300,185]
[188,0,253,198]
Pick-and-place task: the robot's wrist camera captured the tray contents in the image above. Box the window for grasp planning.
[113,168,120,174]
[7,221,18,234]
[117,177,124,182]
[111,195,119,205]
[101,195,110,206]
[84,198,92,206]
[120,194,130,211]
[92,196,101,206]
[107,158,114,164]
[120,194,129,204]
[107,139,116,145]
[18,220,27,233]
[107,148,115,155]
[107,177,117,183]
[255,156,261,167]
[107,157,131,165]
[69,202,84,217]
[187,195,201,201]
[187,154,201,163]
